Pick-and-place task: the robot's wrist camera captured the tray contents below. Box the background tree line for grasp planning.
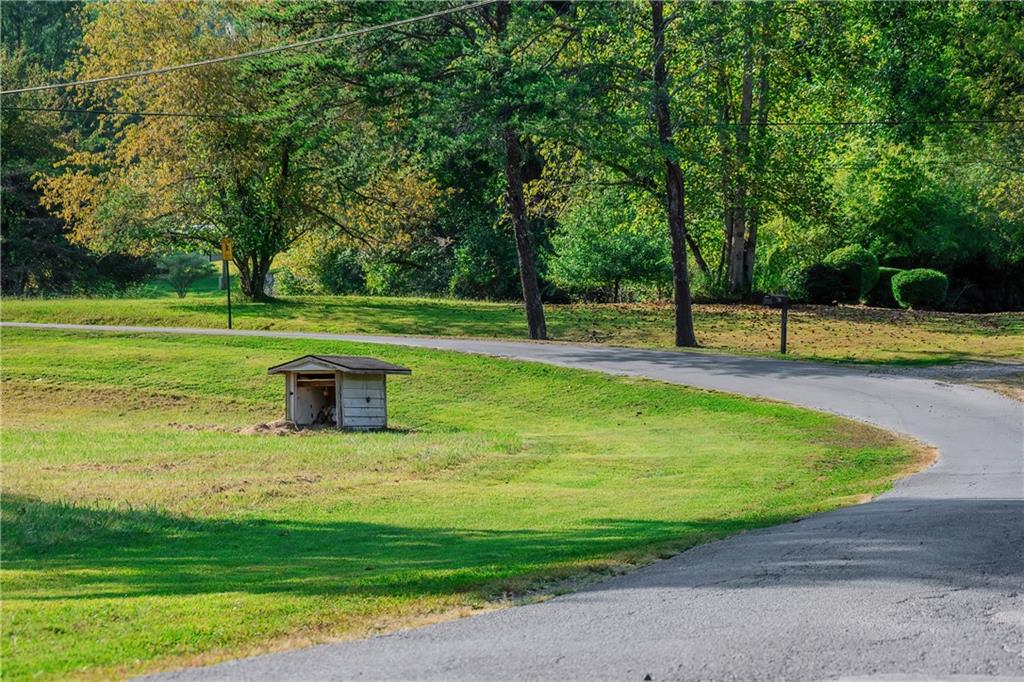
[2,0,1022,343]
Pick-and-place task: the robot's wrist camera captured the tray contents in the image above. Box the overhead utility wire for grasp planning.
[4,105,230,119]
[0,0,499,96]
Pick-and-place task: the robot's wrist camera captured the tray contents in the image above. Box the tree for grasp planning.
[548,186,669,301]
[649,1,698,345]
[158,253,213,298]
[39,0,398,301]
[0,0,82,70]
[257,1,582,337]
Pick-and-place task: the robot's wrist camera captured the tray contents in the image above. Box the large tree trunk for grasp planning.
[720,9,772,299]
[651,0,697,347]
[725,24,756,297]
[494,0,546,340]
[502,129,548,340]
[742,24,771,293]
[234,252,273,302]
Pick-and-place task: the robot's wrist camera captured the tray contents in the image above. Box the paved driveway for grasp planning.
[4,323,1022,681]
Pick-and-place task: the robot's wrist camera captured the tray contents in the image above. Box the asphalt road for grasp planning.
[4,322,1023,681]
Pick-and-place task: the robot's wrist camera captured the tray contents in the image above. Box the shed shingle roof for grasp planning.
[268,354,412,375]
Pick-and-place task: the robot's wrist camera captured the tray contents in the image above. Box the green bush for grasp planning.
[158,253,214,299]
[823,245,879,300]
[866,267,903,308]
[778,266,809,302]
[892,268,948,309]
[796,262,861,304]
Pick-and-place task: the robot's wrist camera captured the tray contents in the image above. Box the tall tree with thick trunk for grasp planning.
[493,1,547,339]
[716,3,772,298]
[258,0,566,337]
[503,129,547,339]
[650,0,698,346]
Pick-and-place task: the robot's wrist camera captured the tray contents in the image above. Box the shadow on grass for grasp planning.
[167,297,527,338]
[2,495,774,603]
[6,495,1020,607]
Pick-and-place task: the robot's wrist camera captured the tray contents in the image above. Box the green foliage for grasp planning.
[0,0,81,71]
[277,243,365,296]
[548,189,670,302]
[0,47,158,296]
[4,0,1023,312]
[449,222,523,300]
[866,267,903,308]
[779,266,810,303]
[823,245,879,299]
[801,262,861,305]
[892,268,949,309]
[158,253,214,299]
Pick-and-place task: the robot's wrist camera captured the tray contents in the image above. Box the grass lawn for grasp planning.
[972,373,1024,401]
[1,327,925,679]
[3,275,1022,364]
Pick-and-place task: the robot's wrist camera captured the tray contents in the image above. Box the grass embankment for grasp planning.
[4,278,1022,364]
[973,374,1024,401]
[1,328,924,679]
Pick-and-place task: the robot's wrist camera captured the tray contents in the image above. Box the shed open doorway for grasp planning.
[268,355,412,431]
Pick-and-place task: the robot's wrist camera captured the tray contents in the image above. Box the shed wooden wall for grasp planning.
[340,373,387,430]
[291,378,328,425]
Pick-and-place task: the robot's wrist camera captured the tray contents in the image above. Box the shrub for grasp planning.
[158,253,213,298]
[823,245,879,300]
[799,262,861,304]
[892,268,948,309]
[778,266,810,302]
[866,267,903,308]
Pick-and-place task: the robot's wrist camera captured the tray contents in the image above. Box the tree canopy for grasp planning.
[3,0,1022,322]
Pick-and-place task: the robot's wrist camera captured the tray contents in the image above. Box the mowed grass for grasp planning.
[1,328,924,679]
[4,280,1022,364]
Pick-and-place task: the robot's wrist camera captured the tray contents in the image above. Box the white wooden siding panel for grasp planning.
[341,397,384,406]
[339,373,386,429]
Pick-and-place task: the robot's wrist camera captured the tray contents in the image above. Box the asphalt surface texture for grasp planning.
[4,322,1022,682]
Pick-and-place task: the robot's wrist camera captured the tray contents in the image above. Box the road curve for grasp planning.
[3,322,1022,681]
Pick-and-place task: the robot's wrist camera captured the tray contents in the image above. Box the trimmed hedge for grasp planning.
[802,262,861,304]
[823,245,879,300]
[892,268,948,309]
[866,267,903,308]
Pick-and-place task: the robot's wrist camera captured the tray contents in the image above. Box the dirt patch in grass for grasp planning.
[238,419,304,435]
[167,419,309,436]
[2,381,252,427]
[811,418,902,452]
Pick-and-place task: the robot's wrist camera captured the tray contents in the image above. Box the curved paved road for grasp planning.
[4,323,1023,681]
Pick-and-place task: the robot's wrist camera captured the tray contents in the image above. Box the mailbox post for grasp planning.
[762,293,789,354]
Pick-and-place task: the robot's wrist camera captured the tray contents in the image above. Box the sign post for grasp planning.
[220,237,233,330]
[780,295,788,354]
[762,292,789,354]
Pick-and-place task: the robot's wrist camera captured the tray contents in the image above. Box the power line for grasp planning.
[4,105,231,119]
[0,0,499,96]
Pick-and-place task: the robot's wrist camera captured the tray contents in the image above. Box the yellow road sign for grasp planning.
[220,237,233,261]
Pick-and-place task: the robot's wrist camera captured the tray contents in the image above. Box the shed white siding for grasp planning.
[292,382,325,425]
[340,373,387,430]
[270,355,408,431]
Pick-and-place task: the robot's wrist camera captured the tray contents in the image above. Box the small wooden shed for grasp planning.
[268,355,411,431]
